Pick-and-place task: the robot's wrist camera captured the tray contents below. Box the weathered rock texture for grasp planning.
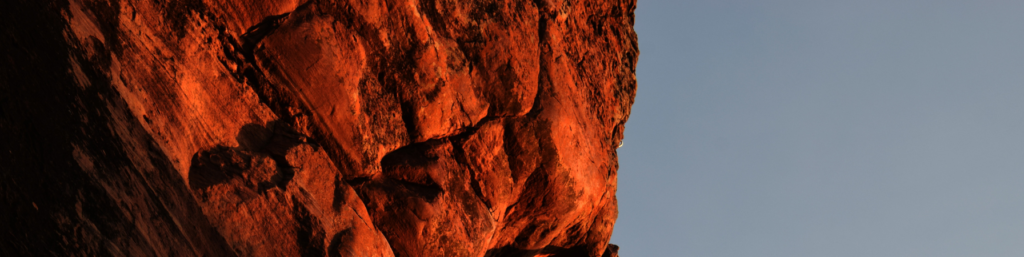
[0,0,636,256]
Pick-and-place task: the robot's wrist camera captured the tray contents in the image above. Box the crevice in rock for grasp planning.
[292,195,328,257]
[398,100,419,142]
[212,0,316,126]
[378,140,446,201]
[375,115,506,203]
[451,137,492,212]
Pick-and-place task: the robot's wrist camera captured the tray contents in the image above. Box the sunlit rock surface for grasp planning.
[0,0,636,256]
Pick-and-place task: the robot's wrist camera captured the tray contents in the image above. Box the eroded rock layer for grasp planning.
[0,0,637,256]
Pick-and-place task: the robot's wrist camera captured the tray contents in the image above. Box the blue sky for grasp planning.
[612,1,1024,256]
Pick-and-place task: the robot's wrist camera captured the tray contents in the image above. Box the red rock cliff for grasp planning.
[0,0,637,256]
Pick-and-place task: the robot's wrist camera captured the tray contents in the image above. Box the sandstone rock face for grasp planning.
[0,0,637,256]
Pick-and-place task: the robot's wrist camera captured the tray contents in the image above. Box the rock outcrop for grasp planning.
[0,0,637,256]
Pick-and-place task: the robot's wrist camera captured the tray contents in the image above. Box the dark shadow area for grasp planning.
[327,228,355,257]
[484,244,615,257]
[380,141,438,169]
[188,120,310,194]
[188,146,253,192]
[292,196,327,257]
[483,245,540,257]
[0,1,237,255]
[379,141,445,201]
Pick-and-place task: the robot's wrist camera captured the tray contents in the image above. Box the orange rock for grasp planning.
[0,0,637,256]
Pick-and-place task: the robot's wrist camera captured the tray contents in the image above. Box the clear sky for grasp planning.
[611,1,1024,256]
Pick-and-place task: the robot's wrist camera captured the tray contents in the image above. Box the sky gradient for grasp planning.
[612,1,1024,256]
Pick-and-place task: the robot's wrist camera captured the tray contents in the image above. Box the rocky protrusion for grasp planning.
[0,0,637,256]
